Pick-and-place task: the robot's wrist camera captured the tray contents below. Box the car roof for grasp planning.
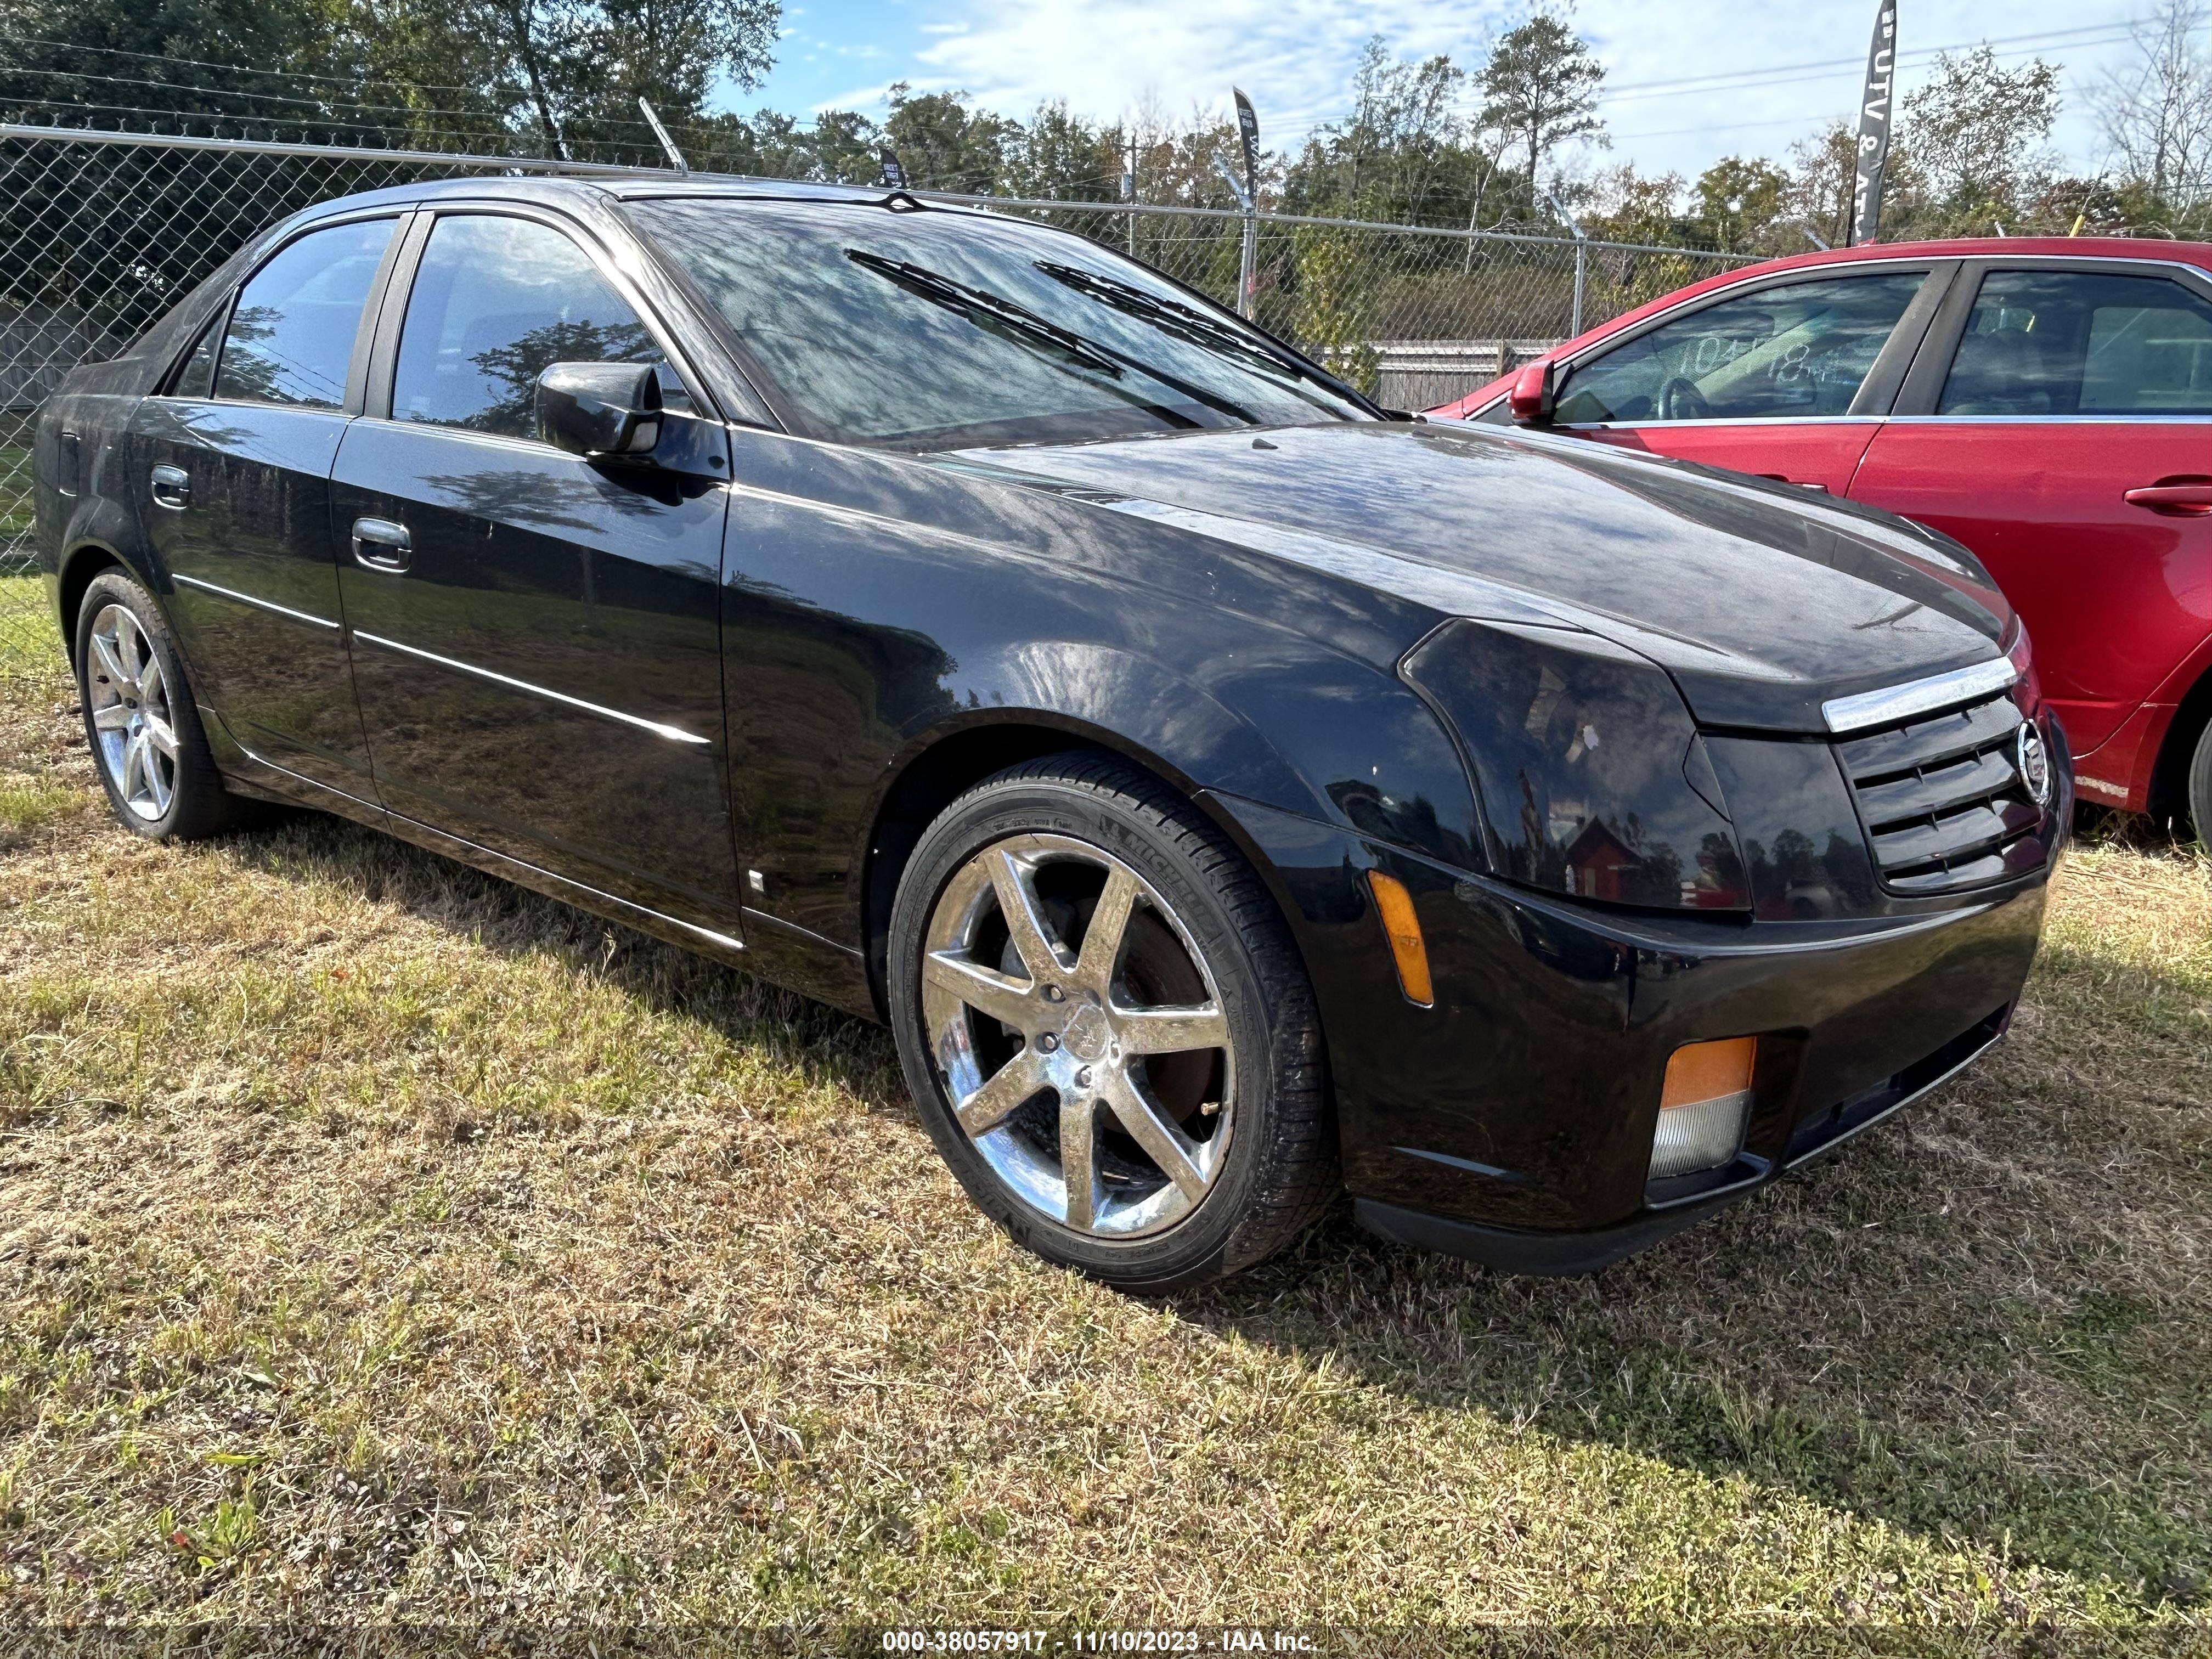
[291,170,950,221]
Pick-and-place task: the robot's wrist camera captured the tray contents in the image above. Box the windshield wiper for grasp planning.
[848,250,1127,377]
[846,249,1260,426]
[1034,259,1369,415]
[1034,261,1278,367]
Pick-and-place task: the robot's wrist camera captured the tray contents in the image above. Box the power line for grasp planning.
[0,29,511,98]
[1606,32,2133,144]
[1594,17,2163,105]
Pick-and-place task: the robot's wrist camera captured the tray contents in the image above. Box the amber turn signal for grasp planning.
[1651,1036,1758,1181]
[1661,1036,1757,1109]
[1366,870,1434,1007]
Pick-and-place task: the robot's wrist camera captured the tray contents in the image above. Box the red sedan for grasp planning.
[1430,238,2212,836]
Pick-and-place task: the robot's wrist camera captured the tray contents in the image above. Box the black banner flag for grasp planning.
[1232,87,1261,203]
[1848,0,1898,245]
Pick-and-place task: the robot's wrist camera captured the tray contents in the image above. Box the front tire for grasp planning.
[74,570,257,841]
[888,752,1336,1292]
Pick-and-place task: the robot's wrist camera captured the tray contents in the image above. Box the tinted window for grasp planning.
[214,218,394,408]
[630,198,1371,450]
[1554,272,1926,424]
[392,215,665,439]
[171,314,223,399]
[1938,268,2212,416]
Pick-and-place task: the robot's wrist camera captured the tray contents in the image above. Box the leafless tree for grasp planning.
[1901,45,2061,222]
[2091,0,2212,207]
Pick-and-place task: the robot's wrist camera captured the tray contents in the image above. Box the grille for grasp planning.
[1838,692,2047,895]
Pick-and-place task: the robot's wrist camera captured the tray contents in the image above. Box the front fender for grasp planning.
[716,439,1484,952]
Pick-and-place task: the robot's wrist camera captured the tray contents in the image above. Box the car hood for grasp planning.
[940,420,2013,733]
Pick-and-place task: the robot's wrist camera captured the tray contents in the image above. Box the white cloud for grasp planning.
[885,0,2137,180]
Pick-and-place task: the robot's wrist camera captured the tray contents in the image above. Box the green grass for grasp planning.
[1,442,30,537]
[0,672,2208,1638]
[0,572,61,685]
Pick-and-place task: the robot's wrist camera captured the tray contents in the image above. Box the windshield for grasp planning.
[629,198,1375,450]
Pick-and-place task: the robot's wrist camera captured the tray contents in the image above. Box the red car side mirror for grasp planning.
[1508,360,1555,426]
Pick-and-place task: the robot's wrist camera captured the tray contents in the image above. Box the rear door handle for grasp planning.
[1755,473,1829,493]
[150,465,190,510]
[2123,479,2212,516]
[351,516,412,572]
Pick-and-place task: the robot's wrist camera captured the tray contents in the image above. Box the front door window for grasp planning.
[1555,272,1928,425]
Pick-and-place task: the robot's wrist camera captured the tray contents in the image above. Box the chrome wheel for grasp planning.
[921,832,1235,1239]
[84,603,177,822]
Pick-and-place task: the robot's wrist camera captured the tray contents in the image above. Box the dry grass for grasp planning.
[1,643,2209,1645]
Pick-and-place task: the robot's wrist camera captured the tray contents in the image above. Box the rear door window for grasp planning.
[213,218,395,409]
[1554,272,1927,424]
[390,214,668,440]
[1938,268,2212,416]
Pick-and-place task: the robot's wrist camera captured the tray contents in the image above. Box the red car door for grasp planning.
[1849,258,2212,808]
[1543,262,1954,494]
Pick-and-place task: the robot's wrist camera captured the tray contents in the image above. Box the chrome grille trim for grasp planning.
[1837,689,2045,896]
[1820,657,2018,736]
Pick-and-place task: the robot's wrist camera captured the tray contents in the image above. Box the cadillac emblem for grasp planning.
[2016,723,2053,808]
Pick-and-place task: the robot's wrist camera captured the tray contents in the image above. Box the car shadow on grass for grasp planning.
[212,804,2210,1609]
[214,805,911,1118]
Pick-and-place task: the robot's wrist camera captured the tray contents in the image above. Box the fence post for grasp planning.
[1238,206,1257,321]
[1548,194,1589,341]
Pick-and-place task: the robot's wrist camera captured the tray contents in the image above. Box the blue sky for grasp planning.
[724,1,2149,185]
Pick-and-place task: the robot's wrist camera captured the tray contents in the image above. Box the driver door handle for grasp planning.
[351,516,412,572]
[150,465,190,510]
[2123,478,2212,517]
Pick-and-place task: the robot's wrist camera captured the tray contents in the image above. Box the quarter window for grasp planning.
[170,313,222,399]
[213,218,396,409]
[391,215,668,440]
[1553,272,1926,424]
[1938,268,2212,416]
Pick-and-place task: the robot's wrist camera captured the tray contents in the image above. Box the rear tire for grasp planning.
[74,570,260,842]
[887,751,1337,1293]
[2189,716,2212,851]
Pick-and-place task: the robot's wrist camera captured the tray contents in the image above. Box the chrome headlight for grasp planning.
[1401,618,1747,911]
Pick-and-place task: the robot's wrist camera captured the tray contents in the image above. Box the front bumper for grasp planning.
[1355,1002,2010,1274]
[1205,791,2053,1274]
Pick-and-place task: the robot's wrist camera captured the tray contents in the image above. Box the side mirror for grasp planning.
[1508,360,1555,426]
[535,362,663,459]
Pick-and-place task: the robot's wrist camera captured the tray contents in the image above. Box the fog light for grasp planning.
[1650,1037,1756,1180]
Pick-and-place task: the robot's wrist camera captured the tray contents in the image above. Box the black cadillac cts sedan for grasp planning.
[33,176,2071,1290]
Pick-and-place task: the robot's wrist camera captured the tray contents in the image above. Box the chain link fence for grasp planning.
[0,123,1748,681]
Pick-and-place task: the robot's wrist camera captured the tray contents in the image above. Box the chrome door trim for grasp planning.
[348,629,712,745]
[171,572,342,630]
[1881,414,2212,425]
[1556,415,1887,433]
[1821,657,2019,735]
